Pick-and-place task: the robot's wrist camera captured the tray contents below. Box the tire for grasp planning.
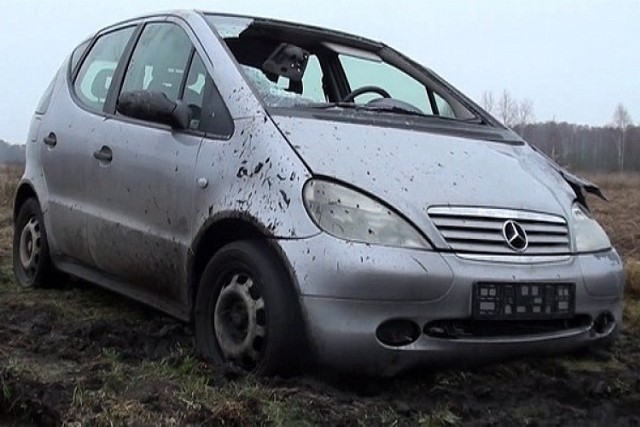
[194,240,306,376]
[12,198,58,288]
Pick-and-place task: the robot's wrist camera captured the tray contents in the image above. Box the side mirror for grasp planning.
[116,90,189,130]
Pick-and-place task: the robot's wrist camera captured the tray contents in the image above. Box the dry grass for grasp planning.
[626,260,640,297]
[587,173,640,190]
[588,173,640,260]
[623,260,640,334]
[0,166,21,263]
[0,165,22,209]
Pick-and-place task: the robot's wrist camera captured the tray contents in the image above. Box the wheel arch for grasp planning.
[188,213,302,321]
[13,182,39,222]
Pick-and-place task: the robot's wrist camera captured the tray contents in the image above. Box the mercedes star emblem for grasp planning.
[502,220,528,252]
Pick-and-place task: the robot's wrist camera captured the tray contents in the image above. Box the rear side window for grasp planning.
[70,40,90,77]
[74,27,135,112]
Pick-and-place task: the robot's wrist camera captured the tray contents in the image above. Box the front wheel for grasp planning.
[12,198,58,288]
[194,240,306,376]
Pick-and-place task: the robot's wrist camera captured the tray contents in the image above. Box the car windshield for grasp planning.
[206,15,477,121]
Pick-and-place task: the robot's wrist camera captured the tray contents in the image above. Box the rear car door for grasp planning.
[84,19,223,308]
[40,26,136,266]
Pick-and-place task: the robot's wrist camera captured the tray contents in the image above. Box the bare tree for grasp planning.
[497,90,519,128]
[481,91,495,113]
[515,98,535,136]
[481,90,536,135]
[612,103,633,171]
[613,103,633,127]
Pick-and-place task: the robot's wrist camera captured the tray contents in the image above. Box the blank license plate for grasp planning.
[473,283,575,320]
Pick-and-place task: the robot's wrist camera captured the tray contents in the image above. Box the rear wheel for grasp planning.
[12,198,57,288]
[194,240,306,376]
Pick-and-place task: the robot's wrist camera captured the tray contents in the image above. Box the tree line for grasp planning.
[0,140,26,165]
[482,91,638,173]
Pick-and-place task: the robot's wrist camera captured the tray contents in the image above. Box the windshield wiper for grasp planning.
[298,102,486,124]
[297,102,360,110]
[299,102,425,116]
[360,104,427,117]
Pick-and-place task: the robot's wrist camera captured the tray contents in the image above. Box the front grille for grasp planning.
[428,207,570,254]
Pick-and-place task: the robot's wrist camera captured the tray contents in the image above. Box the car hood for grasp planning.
[273,114,582,244]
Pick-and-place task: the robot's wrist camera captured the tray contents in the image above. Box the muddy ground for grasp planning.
[1,167,639,426]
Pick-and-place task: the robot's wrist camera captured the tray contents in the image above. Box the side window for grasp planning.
[434,93,455,118]
[183,52,233,137]
[301,56,325,101]
[121,23,192,102]
[70,40,90,76]
[339,54,432,114]
[74,27,135,111]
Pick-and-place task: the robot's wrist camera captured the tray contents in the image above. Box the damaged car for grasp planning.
[14,11,624,376]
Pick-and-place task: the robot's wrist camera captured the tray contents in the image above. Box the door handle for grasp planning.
[93,146,113,162]
[43,132,57,147]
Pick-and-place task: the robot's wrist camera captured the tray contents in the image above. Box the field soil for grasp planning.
[1,166,639,426]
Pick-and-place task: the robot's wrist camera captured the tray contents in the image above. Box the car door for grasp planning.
[84,20,210,306]
[39,26,136,266]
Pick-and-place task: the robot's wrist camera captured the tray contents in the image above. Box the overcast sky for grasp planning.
[0,0,638,144]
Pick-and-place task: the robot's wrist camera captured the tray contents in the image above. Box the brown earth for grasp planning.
[1,165,639,426]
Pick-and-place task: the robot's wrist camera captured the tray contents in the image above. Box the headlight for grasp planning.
[571,202,611,253]
[303,179,431,249]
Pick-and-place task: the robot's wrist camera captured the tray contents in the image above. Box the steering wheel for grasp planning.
[341,85,391,103]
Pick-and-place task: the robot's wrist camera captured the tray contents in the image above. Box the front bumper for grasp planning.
[278,234,625,376]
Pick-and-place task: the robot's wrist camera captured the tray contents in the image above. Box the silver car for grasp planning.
[14,11,624,376]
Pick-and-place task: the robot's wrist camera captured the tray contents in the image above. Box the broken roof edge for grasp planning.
[197,11,386,50]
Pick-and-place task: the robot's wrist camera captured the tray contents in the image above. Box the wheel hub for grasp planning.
[19,217,42,274]
[214,273,266,368]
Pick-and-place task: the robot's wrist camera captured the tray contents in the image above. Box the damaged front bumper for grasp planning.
[278,234,625,376]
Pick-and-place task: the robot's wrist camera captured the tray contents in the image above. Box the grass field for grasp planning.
[0,165,21,263]
[1,165,639,426]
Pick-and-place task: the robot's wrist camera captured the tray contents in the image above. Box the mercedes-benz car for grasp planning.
[13,10,624,376]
